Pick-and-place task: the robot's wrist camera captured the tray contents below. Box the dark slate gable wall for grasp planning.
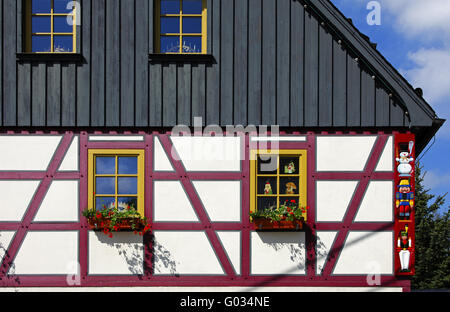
[1,0,408,128]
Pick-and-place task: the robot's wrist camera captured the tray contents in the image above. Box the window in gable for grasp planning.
[25,0,77,53]
[155,0,207,54]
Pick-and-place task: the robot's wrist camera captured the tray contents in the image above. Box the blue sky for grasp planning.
[330,0,450,200]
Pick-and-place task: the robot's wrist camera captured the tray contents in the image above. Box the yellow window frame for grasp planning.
[88,149,145,216]
[25,0,77,53]
[250,149,308,221]
[155,0,207,54]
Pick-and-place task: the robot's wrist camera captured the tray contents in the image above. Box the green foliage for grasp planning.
[412,165,450,290]
[250,200,307,222]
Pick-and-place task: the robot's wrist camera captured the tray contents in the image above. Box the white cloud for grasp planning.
[400,48,450,105]
[379,0,450,40]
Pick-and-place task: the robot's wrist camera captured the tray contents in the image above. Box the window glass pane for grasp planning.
[161,17,180,34]
[95,197,116,211]
[118,157,138,174]
[54,16,73,33]
[258,177,277,195]
[95,157,116,174]
[258,155,278,174]
[182,17,202,34]
[96,177,116,195]
[32,36,51,52]
[257,197,277,212]
[118,177,138,195]
[182,0,203,14]
[160,36,180,53]
[54,36,74,52]
[32,16,51,33]
[54,35,73,52]
[54,0,73,13]
[280,157,299,174]
[280,177,299,195]
[161,0,180,14]
[32,0,52,13]
[118,197,138,211]
[181,36,202,53]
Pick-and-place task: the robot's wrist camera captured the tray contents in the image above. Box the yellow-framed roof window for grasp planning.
[25,0,77,53]
[156,0,207,54]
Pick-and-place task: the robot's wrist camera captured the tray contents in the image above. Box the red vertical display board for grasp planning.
[394,133,415,276]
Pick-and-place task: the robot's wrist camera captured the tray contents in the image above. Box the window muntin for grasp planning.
[156,0,207,54]
[26,0,77,53]
[88,150,145,216]
[250,150,308,221]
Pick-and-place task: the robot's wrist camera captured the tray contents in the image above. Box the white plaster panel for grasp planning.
[88,232,144,275]
[193,181,241,222]
[333,231,393,275]
[355,181,393,222]
[375,136,393,172]
[88,136,144,141]
[154,136,174,171]
[316,136,377,171]
[154,181,198,222]
[153,231,224,275]
[11,231,78,275]
[0,136,62,171]
[217,231,241,275]
[58,136,79,171]
[251,232,306,275]
[34,180,79,222]
[0,231,15,264]
[316,181,358,222]
[251,136,307,142]
[0,180,40,221]
[316,231,337,275]
[170,136,241,171]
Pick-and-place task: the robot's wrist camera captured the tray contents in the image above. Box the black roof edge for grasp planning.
[415,118,446,156]
[304,0,439,127]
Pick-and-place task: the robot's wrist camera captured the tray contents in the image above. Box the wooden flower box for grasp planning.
[87,217,146,232]
[252,217,305,231]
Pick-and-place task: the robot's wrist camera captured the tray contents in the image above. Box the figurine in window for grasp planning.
[264,181,273,194]
[396,179,414,220]
[284,161,296,174]
[285,182,297,194]
[397,226,412,272]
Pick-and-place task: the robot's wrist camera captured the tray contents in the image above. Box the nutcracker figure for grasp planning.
[397,226,412,272]
[396,179,414,220]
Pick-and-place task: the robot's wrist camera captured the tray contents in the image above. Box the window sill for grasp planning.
[149,53,216,64]
[16,53,85,64]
